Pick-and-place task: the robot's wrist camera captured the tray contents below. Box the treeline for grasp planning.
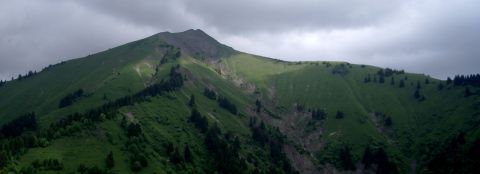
[59,89,84,108]
[364,69,432,101]
[131,66,183,101]
[364,68,404,84]
[307,107,347,121]
[255,99,262,113]
[331,64,350,75]
[218,96,238,115]
[424,132,480,173]
[249,117,297,173]
[203,87,238,115]
[322,61,332,68]
[161,109,200,168]
[126,123,142,138]
[190,108,208,133]
[204,88,217,100]
[68,65,183,172]
[318,143,398,173]
[374,112,393,127]
[205,124,247,174]
[0,65,185,171]
[41,61,66,72]
[337,145,356,170]
[378,68,405,77]
[413,81,426,101]
[187,105,247,173]
[311,108,327,120]
[0,112,37,138]
[361,146,397,173]
[447,74,480,87]
[188,105,295,173]
[0,71,38,87]
[160,47,181,64]
[0,121,42,169]
[77,164,113,174]
[54,66,183,127]
[31,158,64,171]
[122,121,149,171]
[1,60,67,85]
[334,111,344,119]
[15,70,39,81]
[166,142,194,166]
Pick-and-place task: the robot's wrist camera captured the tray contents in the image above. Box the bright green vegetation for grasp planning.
[0,29,479,174]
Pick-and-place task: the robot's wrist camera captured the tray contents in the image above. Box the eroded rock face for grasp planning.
[156,29,236,59]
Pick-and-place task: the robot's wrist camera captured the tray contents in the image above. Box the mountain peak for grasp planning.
[155,29,236,59]
[157,29,206,37]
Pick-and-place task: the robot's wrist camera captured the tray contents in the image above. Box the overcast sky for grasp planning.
[1,0,479,80]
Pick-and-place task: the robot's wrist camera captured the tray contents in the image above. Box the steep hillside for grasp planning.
[0,35,174,125]
[0,29,478,174]
[217,54,480,173]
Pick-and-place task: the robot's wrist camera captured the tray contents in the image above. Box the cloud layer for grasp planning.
[1,0,479,80]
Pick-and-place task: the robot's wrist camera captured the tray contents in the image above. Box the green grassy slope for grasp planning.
[0,29,478,174]
[220,53,480,172]
[11,55,287,173]
[0,35,169,125]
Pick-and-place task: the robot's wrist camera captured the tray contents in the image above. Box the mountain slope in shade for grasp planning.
[155,29,236,59]
[0,29,478,174]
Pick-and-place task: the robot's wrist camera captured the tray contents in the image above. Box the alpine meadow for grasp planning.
[0,29,479,174]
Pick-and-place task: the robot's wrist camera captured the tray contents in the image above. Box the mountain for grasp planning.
[0,29,479,174]
[155,29,236,59]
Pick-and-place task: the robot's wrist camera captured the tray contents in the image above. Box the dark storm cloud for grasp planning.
[0,0,479,80]
[183,0,405,33]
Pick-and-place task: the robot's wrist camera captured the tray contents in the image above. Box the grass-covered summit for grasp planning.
[0,29,478,174]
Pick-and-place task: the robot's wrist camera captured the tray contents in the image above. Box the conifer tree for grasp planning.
[188,94,195,107]
[184,144,193,163]
[399,79,405,88]
[106,151,114,169]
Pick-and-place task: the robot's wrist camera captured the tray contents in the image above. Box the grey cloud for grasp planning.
[342,0,480,78]
[74,0,205,31]
[75,0,406,33]
[183,0,405,33]
[0,0,156,79]
[0,0,479,80]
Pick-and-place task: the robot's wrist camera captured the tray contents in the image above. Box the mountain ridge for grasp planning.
[0,29,478,174]
[154,29,236,59]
